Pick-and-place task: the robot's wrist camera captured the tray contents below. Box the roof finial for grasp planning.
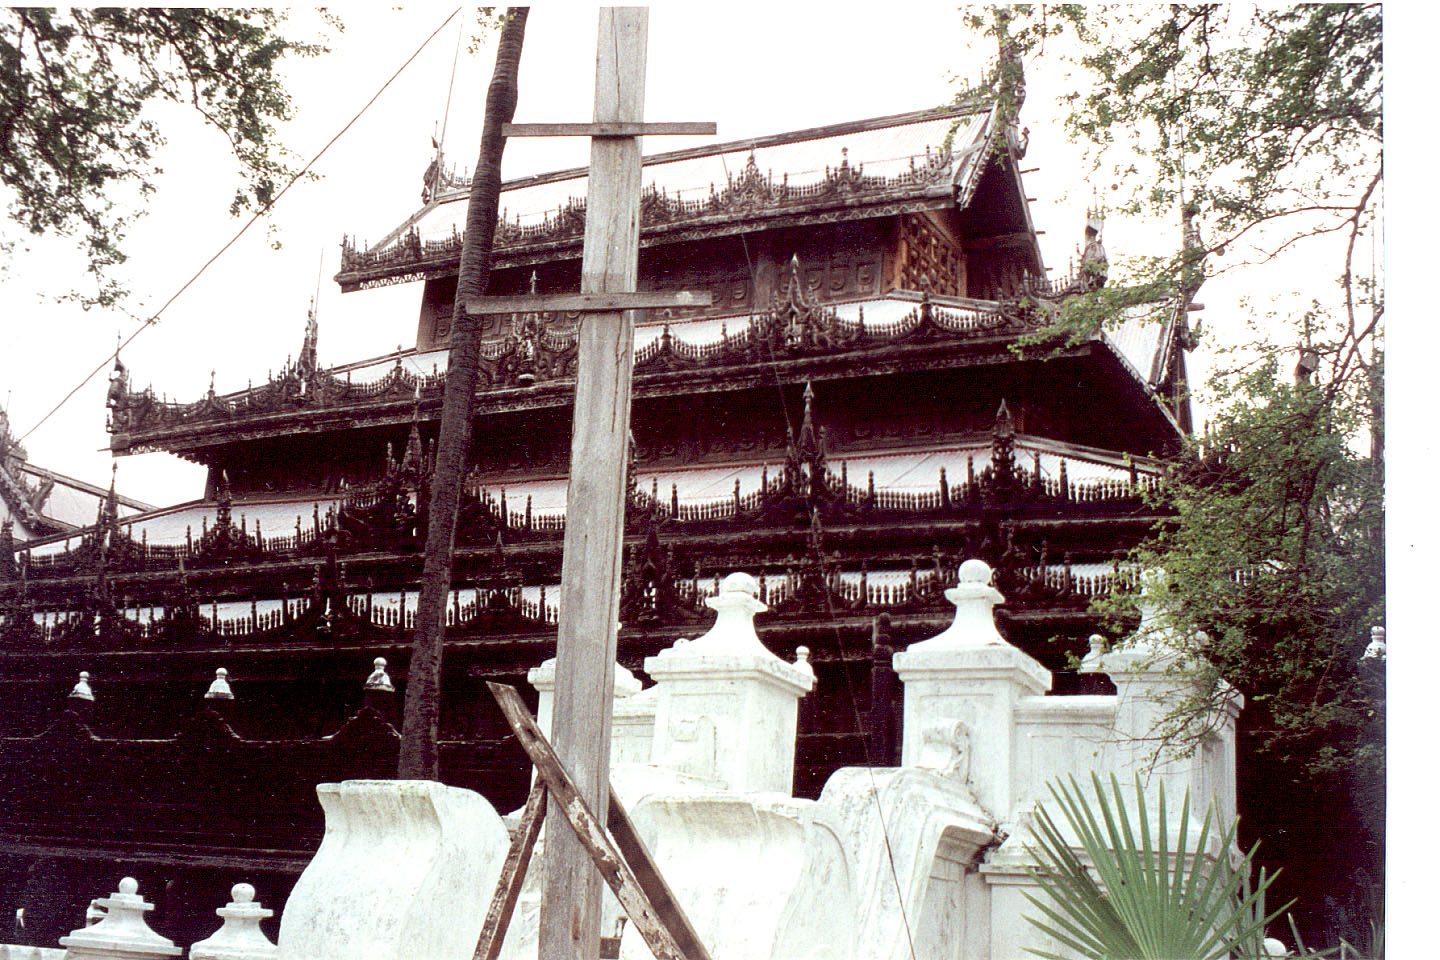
[69,670,95,702]
[205,667,234,701]
[365,657,394,692]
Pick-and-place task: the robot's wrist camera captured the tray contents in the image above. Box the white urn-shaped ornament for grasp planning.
[908,559,1006,650]
[685,571,773,658]
[190,883,278,960]
[59,877,181,960]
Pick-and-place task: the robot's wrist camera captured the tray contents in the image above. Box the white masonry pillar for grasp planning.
[528,656,643,741]
[645,572,815,794]
[1080,569,1244,825]
[893,559,1050,821]
[59,877,181,960]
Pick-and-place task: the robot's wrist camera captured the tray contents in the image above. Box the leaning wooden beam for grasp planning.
[606,785,711,960]
[473,780,548,960]
[503,122,715,137]
[487,681,712,960]
[465,290,712,315]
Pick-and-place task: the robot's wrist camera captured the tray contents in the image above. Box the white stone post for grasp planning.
[58,878,180,960]
[527,656,642,741]
[276,780,510,960]
[1079,570,1244,825]
[645,572,815,794]
[892,559,1050,821]
[189,883,277,960]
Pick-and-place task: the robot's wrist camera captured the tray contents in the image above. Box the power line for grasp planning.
[18,7,465,444]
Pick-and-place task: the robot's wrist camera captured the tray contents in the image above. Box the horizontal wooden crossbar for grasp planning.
[466,290,712,315]
[502,122,716,138]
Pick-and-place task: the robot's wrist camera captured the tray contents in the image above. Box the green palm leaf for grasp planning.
[1022,773,1293,960]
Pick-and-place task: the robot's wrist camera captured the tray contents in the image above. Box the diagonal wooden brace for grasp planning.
[486,681,712,960]
[502,122,715,138]
[473,779,547,960]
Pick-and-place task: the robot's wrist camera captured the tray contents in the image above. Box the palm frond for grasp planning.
[1022,773,1292,960]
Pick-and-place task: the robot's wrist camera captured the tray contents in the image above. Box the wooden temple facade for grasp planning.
[0,102,1195,946]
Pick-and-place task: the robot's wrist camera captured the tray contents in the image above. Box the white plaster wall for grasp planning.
[820,767,994,960]
[619,792,857,960]
[277,780,510,960]
[0,947,65,960]
[1010,695,1118,817]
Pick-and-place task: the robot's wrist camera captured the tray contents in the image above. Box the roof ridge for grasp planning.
[469,102,989,198]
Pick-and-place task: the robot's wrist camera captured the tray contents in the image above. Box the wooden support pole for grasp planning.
[489,683,712,960]
[473,781,547,960]
[541,8,647,958]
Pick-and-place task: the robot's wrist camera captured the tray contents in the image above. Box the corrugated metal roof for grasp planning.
[1102,302,1170,388]
[334,292,991,386]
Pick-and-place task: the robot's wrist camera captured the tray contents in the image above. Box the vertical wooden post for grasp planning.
[539,8,647,958]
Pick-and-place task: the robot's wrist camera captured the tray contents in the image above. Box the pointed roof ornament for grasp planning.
[798,381,818,455]
[783,253,811,307]
[70,670,95,702]
[400,390,424,479]
[994,398,1014,436]
[104,462,120,527]
[215,469,233,529]
[205,667,235,700]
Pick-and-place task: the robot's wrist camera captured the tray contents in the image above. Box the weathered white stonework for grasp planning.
[646,572,814,794]
[58,878,180,960]
[1078,571,1243,825]
[190,883,277,960]
[277,780,509,960]
[263,560,1242,960]
[893,560,1050,820]
[527,657,642,741]
[618,791,858,960]
[821,767,994,960]
[0,946,65,960]
[205,668,234,701]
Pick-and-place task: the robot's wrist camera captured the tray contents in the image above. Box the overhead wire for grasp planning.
[18,7,466,444]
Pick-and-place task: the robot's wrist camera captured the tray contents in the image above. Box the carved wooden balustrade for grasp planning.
[106,291,1042,439]
[337,142,959,280]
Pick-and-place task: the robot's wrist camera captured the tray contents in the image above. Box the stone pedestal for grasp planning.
[528,657,642,741]
[58,878,180,960]
[821,767,994,960]
[1079,572,1244,825]
[190,884,277,960]
[892,560,1050,821]
[618,792,856,960]
[645,573,814,795]
[277,780,509,960]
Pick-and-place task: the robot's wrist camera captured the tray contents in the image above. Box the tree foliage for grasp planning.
[0,8,330,300]
[976,3,1383,942]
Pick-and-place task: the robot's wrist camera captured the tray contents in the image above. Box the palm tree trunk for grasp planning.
[397,7,528,780]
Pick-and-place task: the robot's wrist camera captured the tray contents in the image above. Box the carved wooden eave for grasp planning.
[1090,297,1199,440]
[108,295,1125,457]
[334,104,996,292]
